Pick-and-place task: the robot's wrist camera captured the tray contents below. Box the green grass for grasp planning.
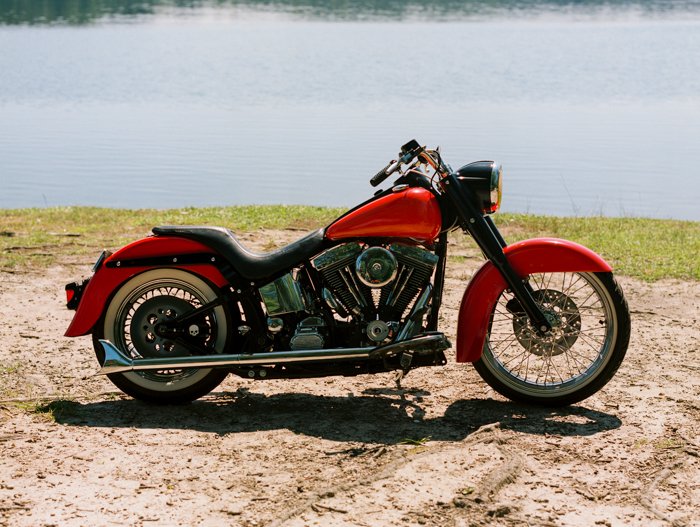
[12,399,80,421]
[1,206,699,282]
[0,205,345,269]
[491,213,700,281]
[398,436,432,445]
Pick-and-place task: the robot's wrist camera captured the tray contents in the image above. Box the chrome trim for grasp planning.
[346,267,369,306]
[298,316,324,327]
[259,273,307,315]
[390,244,439,268]
[267,317,284,333]
[385,267,413,308]
[96,339,373,375]
[289,317,326,351]
[340,266,367,308]
[396,283,433,341]
[367,320,390,342]
[355,247,398,288]
[311,243,362,271]
[96,333,451,376]
[92,249,112,273]
[490,162,502,212]
[322,288,340,310]
[368,332,451,359]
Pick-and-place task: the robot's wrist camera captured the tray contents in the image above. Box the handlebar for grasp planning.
[369,146,423,187]
[370,163,393,187]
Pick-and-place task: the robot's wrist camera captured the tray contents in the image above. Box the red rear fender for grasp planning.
[64,236,227,337]
[456,238,613,363]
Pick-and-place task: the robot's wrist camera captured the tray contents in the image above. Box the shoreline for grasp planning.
[2,207,700,281]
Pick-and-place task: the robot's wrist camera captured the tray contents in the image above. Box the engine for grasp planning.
[312,242,438,326]
[257,242,438,351]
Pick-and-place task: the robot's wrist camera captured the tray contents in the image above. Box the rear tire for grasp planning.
[93,269,233,404]
[473,271,630,407]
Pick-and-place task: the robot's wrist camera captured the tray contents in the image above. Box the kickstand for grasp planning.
[393,350,414,389]
[393,370,405,389]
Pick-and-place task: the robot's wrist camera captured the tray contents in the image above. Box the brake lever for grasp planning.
[386,158,403,175]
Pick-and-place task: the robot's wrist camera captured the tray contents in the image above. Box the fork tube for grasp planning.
[427,232,447,332]
[440,175,552,333]
[484,215,508,249]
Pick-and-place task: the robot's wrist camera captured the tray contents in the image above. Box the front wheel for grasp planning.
[473,271,630,407]
[93,269,235,404]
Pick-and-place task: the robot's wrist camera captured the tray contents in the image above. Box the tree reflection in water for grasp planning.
[2,0,699,26]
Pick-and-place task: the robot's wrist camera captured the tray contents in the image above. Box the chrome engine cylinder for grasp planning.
[311,242,439,321]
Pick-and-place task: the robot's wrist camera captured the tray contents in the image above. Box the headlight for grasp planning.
[489,163,502,214]
[454,161,502,214]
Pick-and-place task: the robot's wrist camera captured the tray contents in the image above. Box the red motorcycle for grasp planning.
[64,140,630,407]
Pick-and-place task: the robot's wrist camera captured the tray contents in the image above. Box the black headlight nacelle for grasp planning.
[453,161,502,214]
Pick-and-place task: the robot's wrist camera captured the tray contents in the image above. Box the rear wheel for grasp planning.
[93,269,233,404]
[473,271,630,407]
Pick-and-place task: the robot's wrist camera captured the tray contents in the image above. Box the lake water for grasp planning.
[1,0,700,220]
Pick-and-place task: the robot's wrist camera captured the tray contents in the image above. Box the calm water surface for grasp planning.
[1,1,699,220]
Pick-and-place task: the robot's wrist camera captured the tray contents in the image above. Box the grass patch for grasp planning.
[492,214,700,282]
[1,206,699,281]
[0,205,345,270]
[398,436,431,445]
[13,399,80,421]
[652,438,685,450]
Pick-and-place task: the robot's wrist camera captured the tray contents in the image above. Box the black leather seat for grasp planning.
[151,225,327,280]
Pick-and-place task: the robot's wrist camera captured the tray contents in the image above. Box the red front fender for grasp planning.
[456,238,613,363]
[64,236,228,337]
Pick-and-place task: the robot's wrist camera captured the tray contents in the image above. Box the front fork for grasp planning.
[441,175,552,334]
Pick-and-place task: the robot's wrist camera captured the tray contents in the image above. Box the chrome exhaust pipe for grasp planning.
[96,333,450,376]
[96,340,372,376]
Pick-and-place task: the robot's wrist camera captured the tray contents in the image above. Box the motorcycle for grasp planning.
[64,140,630,407]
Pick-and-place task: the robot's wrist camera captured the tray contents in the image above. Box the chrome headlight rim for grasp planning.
[489,162,502,213]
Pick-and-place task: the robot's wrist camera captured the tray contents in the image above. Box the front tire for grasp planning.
[93,269,234,404]
[473,271,630,407]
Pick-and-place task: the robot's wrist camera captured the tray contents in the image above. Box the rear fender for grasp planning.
[456,238,613,363]
[65,236,228,337]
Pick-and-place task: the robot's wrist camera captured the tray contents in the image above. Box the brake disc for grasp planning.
[510,289,582,357]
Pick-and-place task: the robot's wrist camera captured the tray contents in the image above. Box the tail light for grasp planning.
[65,279,89,310]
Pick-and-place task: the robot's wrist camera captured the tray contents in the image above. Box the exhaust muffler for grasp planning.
[96,333,449,376]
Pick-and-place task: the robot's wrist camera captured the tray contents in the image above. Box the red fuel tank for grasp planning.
[326,188,441,243]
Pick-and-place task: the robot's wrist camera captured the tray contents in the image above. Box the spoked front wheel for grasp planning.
[473,271,630,407]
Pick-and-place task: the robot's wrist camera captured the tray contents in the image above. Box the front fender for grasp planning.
[65,236,228,337]
[456,238,613,363]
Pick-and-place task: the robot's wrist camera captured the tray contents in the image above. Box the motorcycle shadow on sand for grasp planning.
[52,388,621,443]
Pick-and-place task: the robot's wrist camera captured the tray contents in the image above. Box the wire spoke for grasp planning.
[484,271,613,390]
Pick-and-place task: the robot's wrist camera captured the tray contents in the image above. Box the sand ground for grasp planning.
[1,229,699,527]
